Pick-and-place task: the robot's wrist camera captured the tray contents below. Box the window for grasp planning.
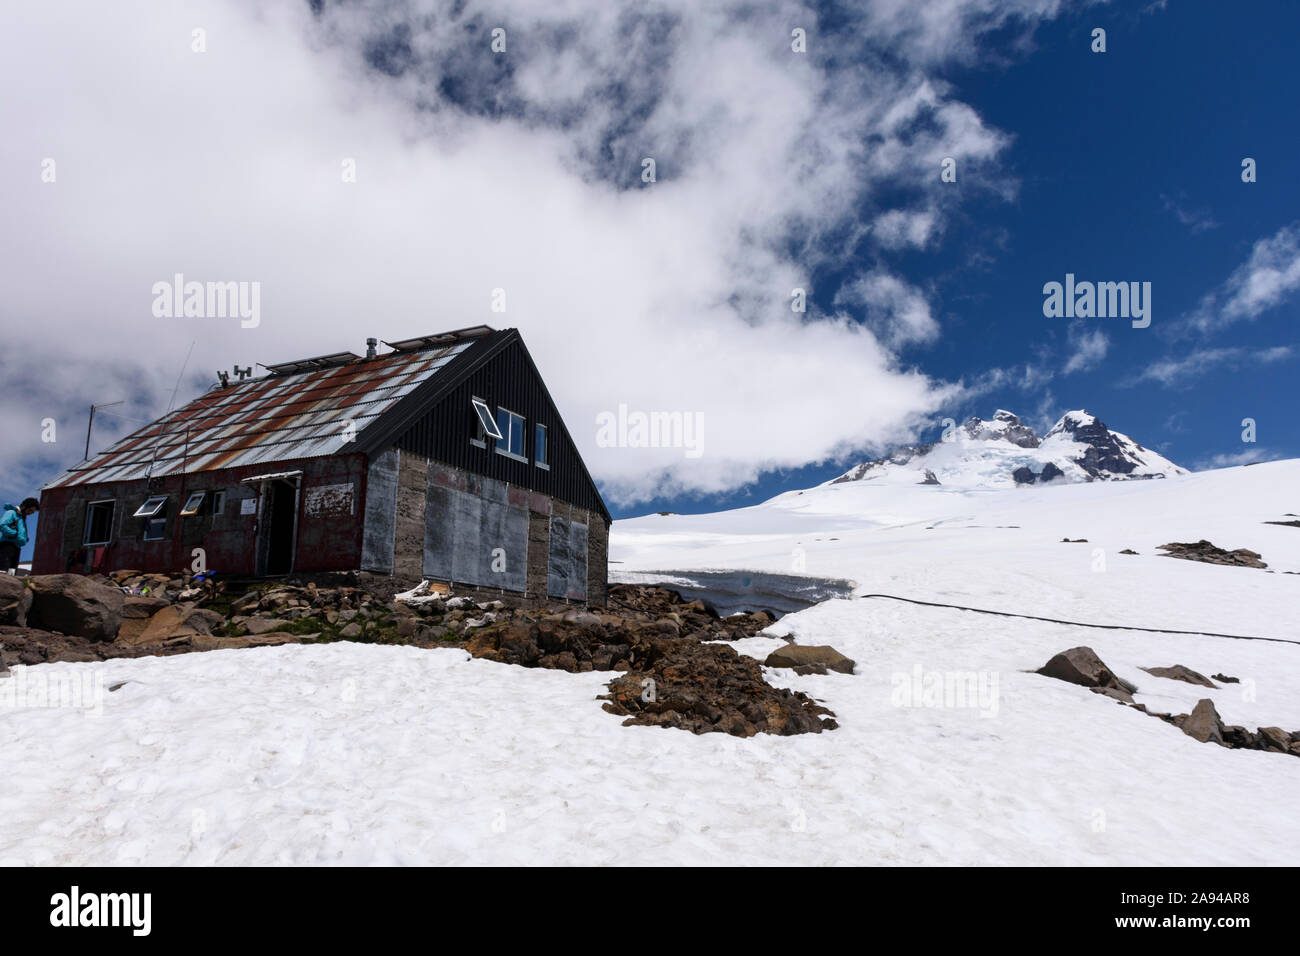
[180,491,206,516]
[213,490,226,516]
[535,423,549,469]
[133,496,168,518]
[471,397,503,446]
[83,500,115,546]
[143,517,166,541]
[495,407,526,460]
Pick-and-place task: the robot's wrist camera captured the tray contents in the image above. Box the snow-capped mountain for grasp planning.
[831,409,1186,489]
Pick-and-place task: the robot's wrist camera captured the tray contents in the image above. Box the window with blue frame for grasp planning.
[535,423,548,468]
[495,407,526,459]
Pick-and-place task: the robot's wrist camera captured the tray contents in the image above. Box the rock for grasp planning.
[26,574,124,641]
[1091,685,1135,704]
[1157,540,1267,569]
[446,596,477,611]
[0,575,32,626]
[1119,548,1138,555]
[1259,726,1291,751]
[1140,664,1216,688]
[122,595,169,619]
[1179,698,1226,746]
[919,469,940,485]
[242,616,284,635]
[339,622,363,639]
[1036,646,1136,694]
[764,644,855,675]
[120,604,223,647]
[1211,673,1240,684]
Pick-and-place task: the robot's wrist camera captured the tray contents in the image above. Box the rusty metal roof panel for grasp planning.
[43,336,483,489]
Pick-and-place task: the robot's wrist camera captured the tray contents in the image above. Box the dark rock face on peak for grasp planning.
[1044,411,1162,479]
[1012,461,1065,485]
[963,411,1041,449]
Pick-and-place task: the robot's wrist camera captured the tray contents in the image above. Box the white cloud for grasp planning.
[1192,447,1282,470]
[0,0,1068,505]
[1136,346,1293,387]
[1063,322,1109,374]
[1187,223,1300,334]
[834,271,939,347]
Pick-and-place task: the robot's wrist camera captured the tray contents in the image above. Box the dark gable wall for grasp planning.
[390,338,610,524]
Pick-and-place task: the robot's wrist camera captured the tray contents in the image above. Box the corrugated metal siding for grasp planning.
[43,341,473,489]
[32,455,368,575]
[392,339,609,521]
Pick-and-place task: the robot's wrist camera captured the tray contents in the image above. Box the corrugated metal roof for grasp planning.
[44,336,482,489]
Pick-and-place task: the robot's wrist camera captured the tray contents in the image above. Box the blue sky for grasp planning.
[3,0,1298,545]
[624,0,1300,517]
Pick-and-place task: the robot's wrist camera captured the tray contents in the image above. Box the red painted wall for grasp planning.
[33,454,368,577]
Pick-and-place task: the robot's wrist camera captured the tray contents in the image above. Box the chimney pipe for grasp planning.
[365,337,378,359]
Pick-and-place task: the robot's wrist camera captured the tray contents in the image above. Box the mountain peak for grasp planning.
[831,409,1185,489]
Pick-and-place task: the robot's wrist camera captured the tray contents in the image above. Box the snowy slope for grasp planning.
[832,409,1186,489]
[2,461,1298,866]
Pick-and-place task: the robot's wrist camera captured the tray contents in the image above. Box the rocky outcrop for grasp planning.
[1157,540,1267,569]
[1141,664,1216,688]
[0,575,31,627]
[601,642,838,737]
[1035,646,1136,702]
[764,644,855,675]
[26,574,124,641]
[1038,646,1300,759]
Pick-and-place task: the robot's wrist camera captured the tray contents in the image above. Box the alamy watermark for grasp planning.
[1042,273,1150,328]
[891,664,1000,718]
[0,666,104,717]
[595,404,704,458]
[152,273,260,328]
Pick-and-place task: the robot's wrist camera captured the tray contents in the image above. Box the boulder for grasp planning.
[120,604,219,647]
[26,574,124,641]
[764,644,856,675]
[1259,726,1291,752]
[1036,646,1136,694]
[1140,664,1216,688]
[1178,698,1226,746]
[0,575,32,626]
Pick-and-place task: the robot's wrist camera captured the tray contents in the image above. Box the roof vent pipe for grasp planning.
[365,337,378,359]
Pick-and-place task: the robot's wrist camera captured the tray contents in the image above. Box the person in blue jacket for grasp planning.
[0,498,39,574]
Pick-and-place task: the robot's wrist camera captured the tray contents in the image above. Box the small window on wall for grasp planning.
[495,407,526,460]
[83,500,115,546]
[180,491,206,516]
[213,490,226,516]
[143,518,167,541]
[535,423,549,469]
[471,397,503,448]
[133,496,167,518]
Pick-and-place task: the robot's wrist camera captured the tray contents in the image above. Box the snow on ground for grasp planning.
[2,461,1298,865]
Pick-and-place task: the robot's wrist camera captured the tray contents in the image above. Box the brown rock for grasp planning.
[764,644,856,675]
[26,574,124,641]
[1036,646,1136,694]
[1179,698,1226,746]
[1140,664,1216,688]
[0,575,32,626]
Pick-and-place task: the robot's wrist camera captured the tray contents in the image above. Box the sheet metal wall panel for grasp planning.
[422,479,528,590]
[422,484,455,581]
[360,449,399,572]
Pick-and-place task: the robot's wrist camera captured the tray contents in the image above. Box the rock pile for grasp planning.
[1156,540,1267,569]
[1037,646,1300,758]
[0,575,840,739]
